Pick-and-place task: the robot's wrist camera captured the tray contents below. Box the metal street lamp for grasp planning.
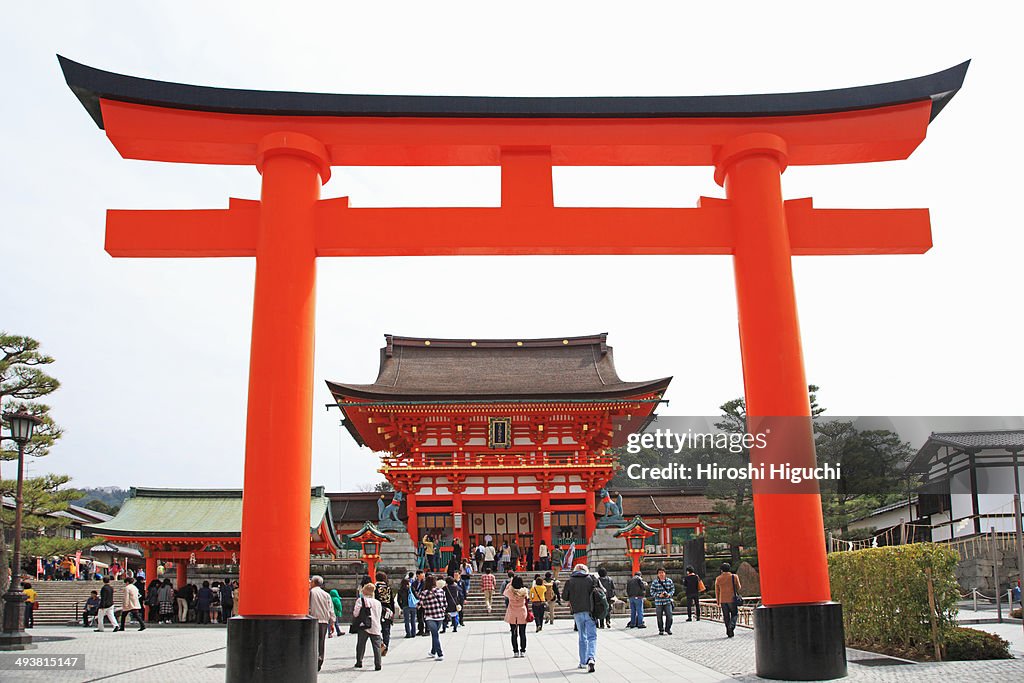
[0,409,42,651]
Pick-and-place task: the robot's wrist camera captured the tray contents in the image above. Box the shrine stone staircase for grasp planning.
[26,580,125,626]
[458,580,632,622]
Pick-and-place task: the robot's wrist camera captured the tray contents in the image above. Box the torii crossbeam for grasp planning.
[60,55,967,682]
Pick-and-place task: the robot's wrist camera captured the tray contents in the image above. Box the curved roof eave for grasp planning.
[58,55,969,130]
[326,377,673,404]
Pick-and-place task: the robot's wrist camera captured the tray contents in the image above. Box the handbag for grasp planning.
[349,598,372,634]
[697,578,706,593]
[526,599,534,623]
[731,575,744,606]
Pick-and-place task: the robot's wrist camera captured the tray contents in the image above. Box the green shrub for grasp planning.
[944,627,1012,660]
[828,543,960,655]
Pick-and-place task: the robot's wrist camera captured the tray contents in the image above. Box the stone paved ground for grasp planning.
[631,614,1024,682]
[4,615,1024,682]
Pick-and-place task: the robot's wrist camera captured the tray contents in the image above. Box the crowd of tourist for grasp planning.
[308,559,745,673]
[63,546,744,673]
[80,575,238,631]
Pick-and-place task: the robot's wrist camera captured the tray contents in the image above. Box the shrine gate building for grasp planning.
[327,333,671,559]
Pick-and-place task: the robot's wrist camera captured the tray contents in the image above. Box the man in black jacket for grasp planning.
[94,577,118,632]
[625,572,647,628]
[562,564,599,673]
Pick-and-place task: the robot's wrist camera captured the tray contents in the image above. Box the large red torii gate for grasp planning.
[59,55,967,681]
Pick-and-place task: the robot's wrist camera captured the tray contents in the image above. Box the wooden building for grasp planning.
[327,333,672,561]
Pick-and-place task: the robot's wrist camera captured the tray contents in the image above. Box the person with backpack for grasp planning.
[543,572,558,624]
[352,582,383,670]
[596,568,616,628]
[683,566,704,621]
[714,562,742,638]
[398,576,416,638]
[649,567,675,635]
[562,563,602,673]
[373,571,395,655]
[625,571,647,629]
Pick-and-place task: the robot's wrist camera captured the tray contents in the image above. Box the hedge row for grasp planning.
[828,543,960,655]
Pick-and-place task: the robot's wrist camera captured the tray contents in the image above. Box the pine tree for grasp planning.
[1,333,76,587]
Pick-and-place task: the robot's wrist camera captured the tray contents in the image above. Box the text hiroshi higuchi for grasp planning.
[625,462,842,484]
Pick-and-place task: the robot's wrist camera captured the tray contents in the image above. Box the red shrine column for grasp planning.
[145,555,158,584]
[175,560,188,590]
[718,133,846,679]
[406,491,419,545]
[228,132,329,683]
[584,488,596,549]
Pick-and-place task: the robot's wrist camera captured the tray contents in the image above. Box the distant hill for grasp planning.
[74,487,129,514]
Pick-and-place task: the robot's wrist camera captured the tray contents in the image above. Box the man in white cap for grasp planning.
[561,563,600,673]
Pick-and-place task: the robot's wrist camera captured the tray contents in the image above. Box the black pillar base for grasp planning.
[0,590,33,651]
[226,616,318,683]
[754,602,847,680]
[0,631,35,651]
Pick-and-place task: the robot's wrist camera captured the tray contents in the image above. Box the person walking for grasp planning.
[683,566,703,621]
[650,567,675,635]
[714,562,742,638]
[597,568,615,628]
[460,559,473,597]
[543,572,558,624]
[474,543,485,572]
[625,571,647,629]
[562,563,599,673]
[398,577,417,639]
[442,576,462,633]
[416,575,447,661]
[483,541,497,573]
[308,575,336,672]
[329,588,345,637]
[510,538,522,571]
[538,539,549,571]
[116,576,145,632]
[550,544,564,581]
[503,575,530,657]
[373,571,395,655]
[529,576,547,631]
[353,582,383,671]
[480,567,496,613]
[95,577,118,632]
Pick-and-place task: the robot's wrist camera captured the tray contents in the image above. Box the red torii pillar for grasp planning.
[58,55,968,682]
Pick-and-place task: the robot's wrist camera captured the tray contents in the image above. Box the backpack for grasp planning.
[589,576,610,620]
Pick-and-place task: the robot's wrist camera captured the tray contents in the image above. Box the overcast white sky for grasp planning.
[2,2,1021,491]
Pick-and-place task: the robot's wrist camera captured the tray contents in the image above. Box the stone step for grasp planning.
[26,582,127,626]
